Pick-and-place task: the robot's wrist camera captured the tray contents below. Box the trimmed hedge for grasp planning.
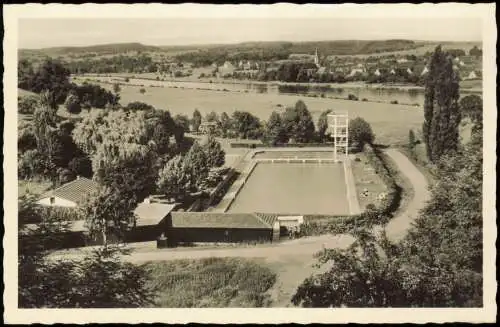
[230,142,335,149]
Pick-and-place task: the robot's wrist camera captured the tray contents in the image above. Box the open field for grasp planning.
[143,257,276,307]
[342,41,481,58]
[18,179,52,198]
[106,84,424,145]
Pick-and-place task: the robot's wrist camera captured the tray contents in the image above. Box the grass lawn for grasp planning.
[18,179,53,198]
[143,257,277,307]
[101,83,424,145]
[350,153,388,211]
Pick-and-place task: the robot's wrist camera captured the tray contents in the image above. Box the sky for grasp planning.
[18,17,482,49]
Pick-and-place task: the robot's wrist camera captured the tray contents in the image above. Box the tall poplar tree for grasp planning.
[422,45,461,162]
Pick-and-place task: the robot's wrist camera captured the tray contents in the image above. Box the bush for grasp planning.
[139,88,146,94]
[347,94,359,101]
[18,95,39,115]
[362,98,368,102]
[390,100,399,104]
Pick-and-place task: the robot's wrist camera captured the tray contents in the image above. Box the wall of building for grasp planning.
[37,196,78,208]
[166,227,273,245]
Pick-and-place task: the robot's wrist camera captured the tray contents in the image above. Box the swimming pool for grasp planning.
[227,162,349,215]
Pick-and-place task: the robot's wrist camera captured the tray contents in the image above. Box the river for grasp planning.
[73,74,480,106]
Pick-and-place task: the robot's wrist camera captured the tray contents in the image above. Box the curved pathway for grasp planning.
[49,148,429,264]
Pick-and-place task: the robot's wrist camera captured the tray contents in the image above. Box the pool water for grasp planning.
[227,163,349,215]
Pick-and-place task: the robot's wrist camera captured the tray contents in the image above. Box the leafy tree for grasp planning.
[18,149,46,179]
[92,143,158,202]
[73,82,120,109]
[33,92,60,177]
[80,185,138,247]
[231,111,263,139]
[203,135,225,168]
[183,141,210,190]
[113,83,121,95]
[459,94,482,133]
[469,45,482,57]
[205,111,220,123]
[220,112,232,138]
[125,101,155,111]
[264,111,288,145]
[157,154,192,200]
[18,95,39,115]
[68,156,93,178]
[28,58,72,104]
[422,45,461,162]
[348,117,375,152]
[18,126,38,154]
[292,128,483,308]
[408,129,416,148]
[292,230,406,307]
[18,58,35,90]
[174,114,191,133]
[282,100,316,143]
[18,196,156,308]
[192,109,202,133]
[64,91,82,115]
[317,109,333,142]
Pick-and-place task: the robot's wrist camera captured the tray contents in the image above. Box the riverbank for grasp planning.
[74,72,482,94]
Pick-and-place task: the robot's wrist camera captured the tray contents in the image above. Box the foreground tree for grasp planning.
[18,196,156,308]
[80,185,138,247]
[292,230,406,307]
[292,124,483,307]
[422,45,461,162]
[348,117,375,152]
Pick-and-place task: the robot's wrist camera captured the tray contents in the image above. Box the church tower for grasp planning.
[314,48,320,68]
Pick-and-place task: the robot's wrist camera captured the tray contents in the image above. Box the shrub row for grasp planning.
[230,142,335,149]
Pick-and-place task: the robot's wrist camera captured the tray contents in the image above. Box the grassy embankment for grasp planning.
[143,257,276,307]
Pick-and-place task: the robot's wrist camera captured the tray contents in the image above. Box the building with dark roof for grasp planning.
[37,176,99,207]
[165,212,280,245]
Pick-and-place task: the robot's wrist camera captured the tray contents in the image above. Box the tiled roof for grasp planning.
[170,212,273,229]
[134,202,176,227]
[253,213,279,227]
[39,177,99,206]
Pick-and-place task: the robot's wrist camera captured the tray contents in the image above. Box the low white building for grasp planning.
[37,176,99,208]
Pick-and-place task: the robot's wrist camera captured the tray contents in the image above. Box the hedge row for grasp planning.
[296,144,403,237]
[230,142,335,149]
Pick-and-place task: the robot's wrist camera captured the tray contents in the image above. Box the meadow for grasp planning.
[144,257,277,307]
[109,84,425,145]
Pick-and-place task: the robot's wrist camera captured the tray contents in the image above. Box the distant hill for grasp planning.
[19,42,161,57]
